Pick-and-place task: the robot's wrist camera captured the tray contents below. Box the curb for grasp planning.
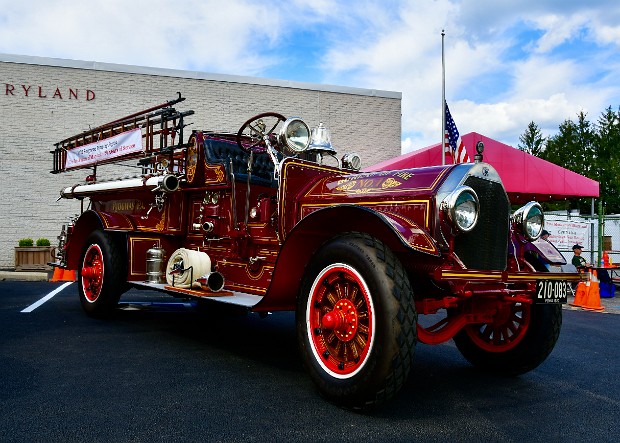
[0,271,50,282]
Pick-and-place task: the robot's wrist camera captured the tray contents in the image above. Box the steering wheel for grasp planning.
[236,112,286,153]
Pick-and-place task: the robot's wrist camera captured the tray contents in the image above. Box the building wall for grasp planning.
[0,54,401,269]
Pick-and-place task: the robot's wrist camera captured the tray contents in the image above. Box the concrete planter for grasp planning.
[14,246,54,271]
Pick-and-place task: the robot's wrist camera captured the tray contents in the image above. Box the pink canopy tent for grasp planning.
[366,132,599,204]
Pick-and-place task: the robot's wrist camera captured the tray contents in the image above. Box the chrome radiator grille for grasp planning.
[454,176,510,271]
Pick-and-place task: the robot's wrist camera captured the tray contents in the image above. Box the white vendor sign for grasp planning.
[544,219,590,250]
[65,128,143,169]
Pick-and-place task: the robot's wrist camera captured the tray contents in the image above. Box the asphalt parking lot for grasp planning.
[1,280,619,442]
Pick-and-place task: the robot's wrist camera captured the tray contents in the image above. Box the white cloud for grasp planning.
[401,137,415,153]
[2,0,620,155]
[0,0,282,75]
[591,23,620,47]
[319,1,620,152]
[528,14,590,53]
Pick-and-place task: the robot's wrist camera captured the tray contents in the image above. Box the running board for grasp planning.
[131,281,263,308]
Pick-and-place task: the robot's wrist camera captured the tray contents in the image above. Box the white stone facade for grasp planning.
[0,54,401,269]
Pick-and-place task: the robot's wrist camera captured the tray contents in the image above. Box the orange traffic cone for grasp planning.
[582,270,605,312]
[570,281,588,307]
[573,270,592,306]
[50,268,77,282]
[50,267,63,282]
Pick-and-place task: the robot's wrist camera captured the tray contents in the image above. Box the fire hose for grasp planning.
[165,248,212,289]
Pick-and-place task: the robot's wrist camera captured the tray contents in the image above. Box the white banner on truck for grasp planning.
[544,219,590,250]
[65,128,143,169]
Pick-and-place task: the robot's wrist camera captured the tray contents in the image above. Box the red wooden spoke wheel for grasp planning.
[77,230,127,317]
[81,244,104,303]
[463,301,531,352]
[454,301,561,376]
[297,233,415,410]
[306,263,375,378]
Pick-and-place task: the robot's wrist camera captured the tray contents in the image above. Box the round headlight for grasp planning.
[512,201,543,241]
[278,117,310,153]
[443,186,479,233]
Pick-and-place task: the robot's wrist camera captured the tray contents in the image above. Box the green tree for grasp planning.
[518,121,545,156]
[541,111,595,172]
[540,112,596,213]
[541,118,578,168]
[524,109,620,214]
[575,111,597,177]
[594,107,620,214]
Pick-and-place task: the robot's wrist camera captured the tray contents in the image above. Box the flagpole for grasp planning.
[441,29,446,166]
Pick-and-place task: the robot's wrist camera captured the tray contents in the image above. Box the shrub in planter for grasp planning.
[18,238,34,247]
[15,238,53,271]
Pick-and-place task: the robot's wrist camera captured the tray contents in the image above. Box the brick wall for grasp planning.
[0,55,401,269]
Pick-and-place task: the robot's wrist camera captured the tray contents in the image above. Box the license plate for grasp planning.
[535,280,569,304]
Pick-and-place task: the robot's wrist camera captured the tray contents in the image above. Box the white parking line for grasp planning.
[21,282,74,313]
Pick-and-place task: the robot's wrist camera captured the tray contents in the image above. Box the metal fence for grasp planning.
[544,211,620,266]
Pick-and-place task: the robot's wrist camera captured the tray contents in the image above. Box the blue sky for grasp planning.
[1,0,619,153]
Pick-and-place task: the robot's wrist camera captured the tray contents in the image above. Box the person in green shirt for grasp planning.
[571,244,589,268]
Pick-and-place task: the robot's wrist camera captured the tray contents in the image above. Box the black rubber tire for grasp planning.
[78,230,128,318]
[296,233,417,411]
[453,303,562,375]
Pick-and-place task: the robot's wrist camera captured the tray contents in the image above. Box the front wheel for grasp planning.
[78,230,128,317]
[453,302,562,375]
[296,233,417,411]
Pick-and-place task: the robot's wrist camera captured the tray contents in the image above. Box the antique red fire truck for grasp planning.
[51,95,580,410]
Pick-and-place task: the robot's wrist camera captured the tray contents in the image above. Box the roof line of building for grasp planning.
[0,53,402,100]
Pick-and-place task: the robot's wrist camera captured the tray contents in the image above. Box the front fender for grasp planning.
[254,205,438,312]
[374,210,440,256]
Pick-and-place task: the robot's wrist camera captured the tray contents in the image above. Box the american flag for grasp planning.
[444,102,470,163]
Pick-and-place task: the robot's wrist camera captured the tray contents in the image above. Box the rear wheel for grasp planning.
[78,230,128,317]
[296,233,417,411]
[453,302,562,375]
